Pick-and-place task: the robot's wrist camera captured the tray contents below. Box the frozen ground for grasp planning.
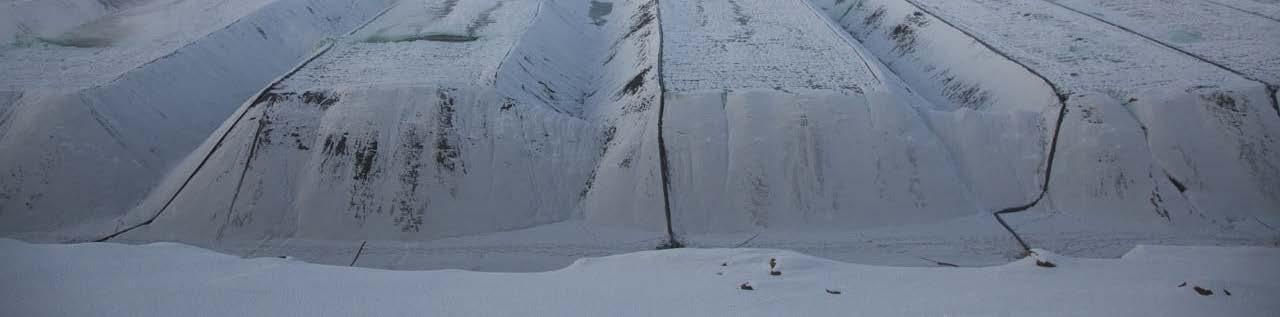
[3,239,1279,316]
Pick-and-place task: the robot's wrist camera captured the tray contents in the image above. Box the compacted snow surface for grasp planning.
[1,239,1278,316]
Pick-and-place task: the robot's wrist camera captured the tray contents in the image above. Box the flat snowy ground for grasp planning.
[2,239,1277,316]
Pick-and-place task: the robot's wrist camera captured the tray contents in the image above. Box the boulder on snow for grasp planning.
[1194,286,1213,296]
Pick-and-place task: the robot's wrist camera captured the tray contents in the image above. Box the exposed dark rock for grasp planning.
[1194,286,1213,296]
[353,140,378,181]
[301,91,340,109]
[618,67,651,97]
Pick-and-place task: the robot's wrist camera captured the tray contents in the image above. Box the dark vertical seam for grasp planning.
[349,240,368,266]
[654,0,679,248]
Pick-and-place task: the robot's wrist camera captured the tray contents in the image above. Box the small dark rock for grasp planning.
[1193,286,1213,296]
[826,289,842,295]
[739,282,754,291]
[1035,260,1056,268]
[1178,282,1187,287]
[1223,289,1231,296]
[716,272,723,276]
[721,262,728,267]
[770,270,782,276]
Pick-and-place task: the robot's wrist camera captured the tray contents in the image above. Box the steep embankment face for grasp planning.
[811,0,1060,215]
[114,0,668,243]
[123,0,992,244]
[0,0,394,236]
[576,0,668,233]
[661,0,978,234]
[814,0,1280,237]
[15,0,1277,266]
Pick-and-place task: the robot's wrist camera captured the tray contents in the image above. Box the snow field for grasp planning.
[3,238,1278,316]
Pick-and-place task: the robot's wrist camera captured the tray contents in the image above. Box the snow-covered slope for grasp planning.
[814,0,1280,233]
[810,0,1060,214]
[1207,0,1280,21]
[576,0,668,233]
[662,0,978,234]
[3,239,1279,316]
[0,0,142,45]
[1046,0,1280,85]
[109,0,671,244]
[117,0,996,244]
[0,0,395,235]
[5,0,1278,271]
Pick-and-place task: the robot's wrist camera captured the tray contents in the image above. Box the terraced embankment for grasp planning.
[7,0,1278,270]
[812,0,1062,215]
[816,0,1280,243]
[661,0,979,234]
[0,0,394,236]
[109,0,670,245]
